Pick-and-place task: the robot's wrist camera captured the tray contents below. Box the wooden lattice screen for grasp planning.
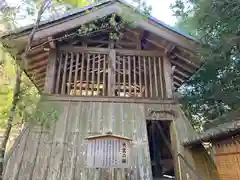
[54,47,166,98]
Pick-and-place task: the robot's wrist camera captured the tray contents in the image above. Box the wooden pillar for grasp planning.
[170,121,182,180]
[108,49,116,96]
[44,49,57,94]
[163,55,173,98]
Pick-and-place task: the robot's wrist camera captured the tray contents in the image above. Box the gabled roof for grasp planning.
[183,110,240,146]
[0,0,201,91]
[1,0,196,50]
[1,0,195,41]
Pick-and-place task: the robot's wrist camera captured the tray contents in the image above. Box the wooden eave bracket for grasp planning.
[48,36,56,49]
[165,43,176,55]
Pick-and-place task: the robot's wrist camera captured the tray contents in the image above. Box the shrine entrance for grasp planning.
[147,120,175,180]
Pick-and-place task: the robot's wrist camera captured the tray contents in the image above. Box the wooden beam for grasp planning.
[44,94,178,104]
[59,46,164,57]
[173,53,200,68]
[35,74,46,84]
[27,48,45,57]
[135,16,196,51]
[61,52,68,94]
[174,75,184,83]
[171,59,196,74]
[15,3,119,42]
[44,49,57,94]
[174,82,181,88]
[86,40,137,46]
[146,36,199,67]
[29,52,49,62]
[174,68,189,79]
[145,37,166,50]
[125,28,139,36]
[48,37,56,49]
[28,66,46,75]
[109,50,116,96]
[163,55,173,98]
[173,77,183,86]
[165,43,176,55]
[36,78,45,87]
[27,59,48,71]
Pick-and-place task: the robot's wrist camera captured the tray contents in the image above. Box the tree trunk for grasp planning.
[0,67,22,180]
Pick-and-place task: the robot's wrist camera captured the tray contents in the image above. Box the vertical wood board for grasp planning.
[4,100,152,180]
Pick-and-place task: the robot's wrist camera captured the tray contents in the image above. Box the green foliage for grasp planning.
[26,100,63,129]
[0,47,62,130]
[75,2,151,40]
[56,0,91,7]
[172,0,240,128]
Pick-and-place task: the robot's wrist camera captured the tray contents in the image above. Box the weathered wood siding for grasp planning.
[170,105,220,180]
[4,100,152,180]
[213,138,240,180]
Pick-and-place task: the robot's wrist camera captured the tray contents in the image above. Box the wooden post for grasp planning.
[61,52,68,94]
[103,54,106,96]
[108,50,116,96]
[170,121,181,180]
[44,49,57,94]
[163,55,173,98]
[67,52,74,94]
[55,52,63,94]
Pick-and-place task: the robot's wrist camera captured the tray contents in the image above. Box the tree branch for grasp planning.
[0,66,22,180]
[24,0,52,56]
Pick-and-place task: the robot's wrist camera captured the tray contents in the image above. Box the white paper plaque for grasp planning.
[86,136,131,168]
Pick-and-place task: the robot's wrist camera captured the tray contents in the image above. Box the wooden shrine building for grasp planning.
[0,0,220,179]
[184,110,240,180]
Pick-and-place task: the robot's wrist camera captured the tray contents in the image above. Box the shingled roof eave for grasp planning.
[183,120,240,146]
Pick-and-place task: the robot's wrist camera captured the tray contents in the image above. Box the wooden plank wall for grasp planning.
[171,105,220,180]
[213,139,240,180]
[4,100,152,180]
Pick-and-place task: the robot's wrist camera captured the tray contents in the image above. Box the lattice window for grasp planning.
[54,47,166,98]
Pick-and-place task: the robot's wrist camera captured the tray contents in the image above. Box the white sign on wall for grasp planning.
[86,134,132,168]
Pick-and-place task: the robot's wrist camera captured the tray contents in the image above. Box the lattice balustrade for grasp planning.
[54,47,166,98]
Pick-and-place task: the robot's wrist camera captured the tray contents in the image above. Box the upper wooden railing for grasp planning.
[52,46,167,99]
